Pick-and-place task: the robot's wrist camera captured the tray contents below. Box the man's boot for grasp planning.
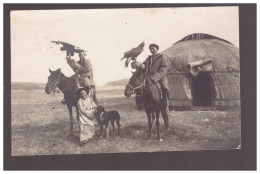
[90,86,98,105]
[161,108,169,130]
[161,88,170,129]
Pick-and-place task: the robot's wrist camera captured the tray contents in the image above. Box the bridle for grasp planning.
[126,82,144,94]
[48,73,62,90]
[126,79,151,96]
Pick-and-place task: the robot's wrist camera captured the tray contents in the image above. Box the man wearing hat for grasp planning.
[66,51,98,105]
[132,43,170,129]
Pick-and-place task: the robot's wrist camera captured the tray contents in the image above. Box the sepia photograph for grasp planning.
[10,5,241,155]
[4,3,256,170]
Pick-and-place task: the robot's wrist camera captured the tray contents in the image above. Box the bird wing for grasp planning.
[121,42,144,66]
[51,41,75,47]
[74,46,87,53]
[51,41,75,51]
[124,47,143,59]
[51,41,87,54]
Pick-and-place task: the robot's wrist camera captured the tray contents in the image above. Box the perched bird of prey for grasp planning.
[51,41,87,56]
[121,42,145,67]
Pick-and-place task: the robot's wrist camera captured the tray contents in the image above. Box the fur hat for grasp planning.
[149,43,159,50]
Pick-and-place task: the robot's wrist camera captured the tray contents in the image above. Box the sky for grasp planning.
[10,6,239,86]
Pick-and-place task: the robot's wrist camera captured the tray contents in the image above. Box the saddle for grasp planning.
[155,83,163,101]
[144,79,163,100]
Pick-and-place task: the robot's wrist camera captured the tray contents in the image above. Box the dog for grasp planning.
[94,105,120,138]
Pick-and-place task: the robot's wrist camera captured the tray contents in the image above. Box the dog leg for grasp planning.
[116,119,120,136]
[111,120,115,132]
[100,125,103,138]
[106,127,109,138]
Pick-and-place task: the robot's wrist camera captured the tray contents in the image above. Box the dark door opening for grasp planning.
[191,72,211,106]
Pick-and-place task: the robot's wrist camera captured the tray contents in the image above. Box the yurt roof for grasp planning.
[162,33,240,73]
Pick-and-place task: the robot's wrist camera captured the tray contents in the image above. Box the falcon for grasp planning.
[51,41,87,56]
[121,42,145,67]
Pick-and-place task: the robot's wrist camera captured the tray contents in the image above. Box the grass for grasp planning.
[11,83,241,156]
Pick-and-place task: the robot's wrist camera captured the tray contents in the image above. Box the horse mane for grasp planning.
[58,73,79,105]
[130,69,145,82]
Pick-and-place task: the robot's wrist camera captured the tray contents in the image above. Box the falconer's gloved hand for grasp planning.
[66,56,75,65]
[131,61,142,69]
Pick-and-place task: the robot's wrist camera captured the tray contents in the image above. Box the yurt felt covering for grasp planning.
[162,33,240,109]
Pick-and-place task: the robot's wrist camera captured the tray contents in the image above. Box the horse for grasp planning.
[124,69,168,141]
[45,68,96,133]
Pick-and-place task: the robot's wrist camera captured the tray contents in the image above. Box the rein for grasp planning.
[126,83,144,91]
[127,79,151,96]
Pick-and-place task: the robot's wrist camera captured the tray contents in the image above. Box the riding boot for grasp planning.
[61,98,66,105]
[162,88,169,110]
[161,88,170,129]
[91,87,99,105]
[161,108,169,129]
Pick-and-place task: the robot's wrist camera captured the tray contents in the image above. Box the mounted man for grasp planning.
[51,41,98,105]
[65,51,98,105]
[131,43,170,129]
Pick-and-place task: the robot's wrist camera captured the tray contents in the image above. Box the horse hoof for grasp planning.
[79,140,88,147]
[158,138,163,141]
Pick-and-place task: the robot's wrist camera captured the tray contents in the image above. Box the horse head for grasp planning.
[45,68,62,94]
[124,69,145,97]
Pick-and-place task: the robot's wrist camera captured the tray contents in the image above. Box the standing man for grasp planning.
[132,43,170,129]
[66,51,98,105]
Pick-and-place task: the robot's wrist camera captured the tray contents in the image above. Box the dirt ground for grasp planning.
[11,83,241,156]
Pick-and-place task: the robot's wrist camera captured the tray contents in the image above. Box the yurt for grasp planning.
[162,33,240,110]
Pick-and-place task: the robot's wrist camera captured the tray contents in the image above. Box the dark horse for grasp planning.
[124,69,168,141]
[45,68,95,133]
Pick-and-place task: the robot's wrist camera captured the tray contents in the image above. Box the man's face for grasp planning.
[149,47,158,55]
[80,90,87,100]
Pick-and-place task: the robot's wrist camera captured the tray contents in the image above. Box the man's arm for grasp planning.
[150,56,168,83]
[131,57,149,70]
[67,58,92,75]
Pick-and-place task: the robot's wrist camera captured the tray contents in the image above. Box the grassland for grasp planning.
[11,82,241,156]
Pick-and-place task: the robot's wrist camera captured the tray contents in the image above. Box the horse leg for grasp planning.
[75,105,79,121]
[67,102,73,132]
[151,112,156,131]
[156,111,162,141]
[146,111,152,138]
